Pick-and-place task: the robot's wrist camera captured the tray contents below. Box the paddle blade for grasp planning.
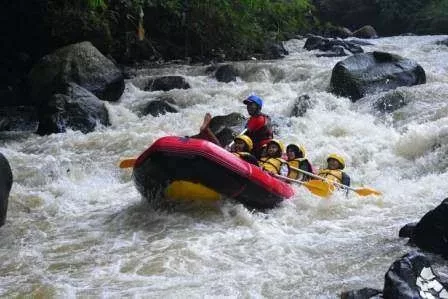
[303,180,334,198]
[354,187,382,196]
[118,157,136,168]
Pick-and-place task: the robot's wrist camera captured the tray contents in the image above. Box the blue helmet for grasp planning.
[243,95,263,108]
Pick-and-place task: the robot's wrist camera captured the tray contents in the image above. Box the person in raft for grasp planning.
[192,113,259,166]
[243,95,273,159]
[286,144,314,181]
[259,139,289,176]
[230,135,259,166]
[318,153,351,187]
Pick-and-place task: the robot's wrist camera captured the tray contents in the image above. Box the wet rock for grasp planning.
[330,51,426,101]
[316,45,349,57]
[0,153,12,227]
[374,90,408,113]
[0,106,38,132]
[353,25,378,39]
[436,39,448,47]
[399,222,417,238]
[384,251,448,298]
[291,94,313,117]
[208,113,246,146]
[142,98,179,117]
[215,65,238,83]
[340,287,382,299]
[37,83,110,135]
[263,41,289,59]
[29,41,124,105]
[407,198,448,257]
[143,76,190,92]
[304,35,363,56]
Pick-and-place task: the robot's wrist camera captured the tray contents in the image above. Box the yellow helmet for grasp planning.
[268,139,285,153]
[327,153,345,169]
[286,144,306,158]
[234,135,253,152]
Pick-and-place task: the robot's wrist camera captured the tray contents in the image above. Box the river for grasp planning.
[1,35,448,298]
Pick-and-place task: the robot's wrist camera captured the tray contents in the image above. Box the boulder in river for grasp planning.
[36,82,110,135]
[0,153,12,227]
[400,197,448,258]
[29,41,124,105]
[330,51,426,101]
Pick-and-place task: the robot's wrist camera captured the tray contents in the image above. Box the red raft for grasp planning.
[132,136,295,209]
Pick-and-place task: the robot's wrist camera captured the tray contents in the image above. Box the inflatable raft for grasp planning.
[132,136,295,209]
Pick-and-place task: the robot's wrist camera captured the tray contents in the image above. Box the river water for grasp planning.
[1,35,448,298]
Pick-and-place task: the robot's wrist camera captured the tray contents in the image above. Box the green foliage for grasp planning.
[375,0,432,33]
[414,0,448,34]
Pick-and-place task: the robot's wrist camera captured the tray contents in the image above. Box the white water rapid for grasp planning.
[1,35,448,297]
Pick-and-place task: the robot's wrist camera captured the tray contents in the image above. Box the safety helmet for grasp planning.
[286,144,306,158]
[243,95,263,108]
[234,135,253,152]
[327,153,345,169]
[267,139,285,153]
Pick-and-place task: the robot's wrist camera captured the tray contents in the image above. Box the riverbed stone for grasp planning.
[330,51,426,101]
[0,153,12,227]
[29,41,124,105]
[36,83,110,135]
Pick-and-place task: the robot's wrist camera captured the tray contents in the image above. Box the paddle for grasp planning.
[289,166,382,196]
[118,157,137,168]
[226,128,247,150]
[273,174,333,198]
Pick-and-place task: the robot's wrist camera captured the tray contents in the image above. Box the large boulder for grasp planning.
[383,252,448,298]
[215,64,239,83]
[0,106,38,132]
[0,153,12,227]
[142,98,179,117]
[29,41,124,105]
[401,198,448,257]
[330,51,426,101]
[352,25,378,39]
[142,76,190,92]
[37,83,110,135]
[304,35,363,56]
[208,113,246,146]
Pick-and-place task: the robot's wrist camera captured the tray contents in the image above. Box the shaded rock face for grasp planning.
[0,106,38,132]
[142,99,179,117]
[263,41,289,59]
[215,65,238,83]
[304,35,363,57]
[143,76,190,92]
[340,287,382,299]
[37,83,110,135]
[384,252,448,299]
[374,90,408,113]
[29,41,124,105]
[330,51,426,101]
[291,94,313,117]
[352,25,378,39]
[409,198,448,257]
[0,153,13,227]
[437,39,448,47]
[208,113,246,146]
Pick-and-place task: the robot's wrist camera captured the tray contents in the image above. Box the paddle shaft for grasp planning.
[289,166,353,191]
[227,128,248,149]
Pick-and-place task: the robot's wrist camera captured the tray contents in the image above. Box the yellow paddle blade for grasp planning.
[118,157,137,168]
[303,180,334,198]
[354,187,382,196]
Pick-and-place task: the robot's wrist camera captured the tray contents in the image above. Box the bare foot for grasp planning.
[200,113,212,131]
